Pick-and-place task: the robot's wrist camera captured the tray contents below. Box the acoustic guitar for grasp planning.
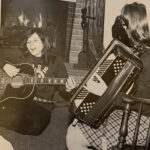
[0,63,71,104]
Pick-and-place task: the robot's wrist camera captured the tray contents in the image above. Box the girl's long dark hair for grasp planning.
[22,28,54,65]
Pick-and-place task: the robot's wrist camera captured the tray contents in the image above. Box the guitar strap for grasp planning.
[33,96,54,104]
[33,96,70,107]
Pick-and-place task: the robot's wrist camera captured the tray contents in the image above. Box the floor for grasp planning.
[0,63,89,150]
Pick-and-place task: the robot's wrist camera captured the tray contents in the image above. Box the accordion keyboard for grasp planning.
[74,53,117,108]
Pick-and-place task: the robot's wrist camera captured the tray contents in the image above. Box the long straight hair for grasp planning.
[22,28,54,65]
[121,2,150,45]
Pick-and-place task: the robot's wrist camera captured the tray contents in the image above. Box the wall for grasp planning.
[104,0,150,48]
[69,0,83,64]
[69,0,105,65]
[65,2,76,62]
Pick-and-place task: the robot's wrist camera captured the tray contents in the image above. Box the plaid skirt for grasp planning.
[77,109,150,150]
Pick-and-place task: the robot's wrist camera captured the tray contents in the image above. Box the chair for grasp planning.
[112,93,150,150]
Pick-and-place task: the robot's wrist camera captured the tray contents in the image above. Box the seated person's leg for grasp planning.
[66,122,90,150]
[0,136,14,150]
[20,101,51,135]
[0,100,51,135]
[66,110,125,150]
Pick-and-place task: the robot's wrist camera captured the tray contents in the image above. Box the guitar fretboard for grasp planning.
[24,77,67,85]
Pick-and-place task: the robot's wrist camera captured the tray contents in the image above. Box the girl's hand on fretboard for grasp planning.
[65,76,77,92]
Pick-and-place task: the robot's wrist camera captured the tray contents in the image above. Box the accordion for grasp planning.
[70,39,143,128]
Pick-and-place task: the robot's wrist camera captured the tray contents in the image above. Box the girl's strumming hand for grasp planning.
[3,64,20,77]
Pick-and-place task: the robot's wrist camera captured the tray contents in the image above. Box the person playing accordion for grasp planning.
[66,2,150,150]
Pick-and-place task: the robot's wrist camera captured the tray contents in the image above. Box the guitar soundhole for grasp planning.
[11,75,24,88]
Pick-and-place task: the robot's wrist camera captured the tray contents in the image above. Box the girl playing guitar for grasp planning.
[0,28,76,135]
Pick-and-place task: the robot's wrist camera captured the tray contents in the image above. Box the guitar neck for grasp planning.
[25,77,67,85]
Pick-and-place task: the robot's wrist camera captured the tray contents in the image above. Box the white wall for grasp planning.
[103,0,150,49]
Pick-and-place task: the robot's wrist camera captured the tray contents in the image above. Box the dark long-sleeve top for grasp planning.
[0,49,72,101]
[134,52,150,98]
[114,50,150,116]
[0,57,7,69]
